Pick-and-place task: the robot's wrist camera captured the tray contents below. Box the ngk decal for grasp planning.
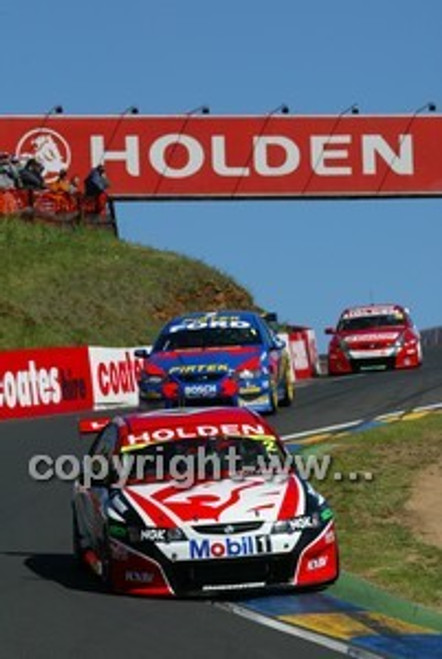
[89,347,147,408]
[0,347,92,419]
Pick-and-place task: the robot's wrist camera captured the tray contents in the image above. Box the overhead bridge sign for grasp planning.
[1,114,442,199]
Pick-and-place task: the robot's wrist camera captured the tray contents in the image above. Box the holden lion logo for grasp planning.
[16,128,71,183]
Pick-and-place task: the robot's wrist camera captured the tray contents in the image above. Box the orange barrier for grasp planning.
[0,188,117,234]
[0,188,110,216]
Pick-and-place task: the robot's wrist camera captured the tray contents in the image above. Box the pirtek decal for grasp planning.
[2,115,442,198]
[169,364,229,375]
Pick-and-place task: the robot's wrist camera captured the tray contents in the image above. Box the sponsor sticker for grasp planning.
[288,515,319,531]
[183,383,218,398]
[124,422,268,447]
[307,555,328,571]
[169,317,252,332]
[125,570,154,583]
[189,535,271,559]
[169,363,229,375]
[140,529,167,542]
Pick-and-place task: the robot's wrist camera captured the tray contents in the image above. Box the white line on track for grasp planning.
[280,400,442,442]
[281,419,364,441]
[216,601,382,659]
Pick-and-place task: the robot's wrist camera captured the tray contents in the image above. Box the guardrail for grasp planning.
[421,326,442,347]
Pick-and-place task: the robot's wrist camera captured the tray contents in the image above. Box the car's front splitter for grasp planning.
[106,521,339,597]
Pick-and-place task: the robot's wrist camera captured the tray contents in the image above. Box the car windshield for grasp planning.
[154,326,262,351]
[338,313,406,332]
[121,435,287,483]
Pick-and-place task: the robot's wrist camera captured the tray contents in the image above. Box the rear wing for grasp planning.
[78,417,110,436]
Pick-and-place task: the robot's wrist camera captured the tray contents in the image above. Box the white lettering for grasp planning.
[212,135,250,176]
[362,134,413,175]
[311,135,352,175]
[150,134,204,178]
[254,136,300,176]
[28,455,54,481]
[91,135,140,175]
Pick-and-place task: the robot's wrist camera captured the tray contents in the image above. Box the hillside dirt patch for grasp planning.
[405,460,442,549]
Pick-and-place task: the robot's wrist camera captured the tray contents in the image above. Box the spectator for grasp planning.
[8,156,23,188]
[69,175,82,196]
[0,153,14,189]
[84,164,110,215]
[50,168,70,193]
[20,158,46,190]
[84,164,109,196]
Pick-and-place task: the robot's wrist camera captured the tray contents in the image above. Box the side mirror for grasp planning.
[324,327,335,335]
[272,337,286,350]
[134,348,151,359]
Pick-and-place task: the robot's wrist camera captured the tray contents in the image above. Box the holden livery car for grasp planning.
[325,303,422,375]
[72,407,339,596]
[136,311,294,414]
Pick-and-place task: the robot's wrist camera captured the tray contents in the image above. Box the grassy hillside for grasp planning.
[0,218,257,349]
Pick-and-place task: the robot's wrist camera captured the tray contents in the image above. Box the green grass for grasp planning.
[0,218,257,349]
[307,413,442,611]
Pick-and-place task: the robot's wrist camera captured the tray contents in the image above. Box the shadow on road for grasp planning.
[2,550,105,594]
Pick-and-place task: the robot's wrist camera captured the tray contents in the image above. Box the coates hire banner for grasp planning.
[88,347,147,409]
[1,114,442,198]
[0,347,93,420]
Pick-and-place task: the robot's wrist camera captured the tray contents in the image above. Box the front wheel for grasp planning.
[98,530,114,591]
[279,372,294,407]
[267,382,278,415]
[72,508,84,566]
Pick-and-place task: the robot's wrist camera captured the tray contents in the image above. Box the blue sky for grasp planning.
[3,1,442,349]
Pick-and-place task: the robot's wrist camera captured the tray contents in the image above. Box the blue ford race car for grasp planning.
[136,311,294,414]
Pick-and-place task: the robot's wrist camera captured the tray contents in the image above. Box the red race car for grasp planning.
[326,303,422,375]
[73,407,339,596]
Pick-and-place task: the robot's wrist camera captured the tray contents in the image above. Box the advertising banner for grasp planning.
[0,346,92,420]
[1,114,442,198]
[88,346,148,409]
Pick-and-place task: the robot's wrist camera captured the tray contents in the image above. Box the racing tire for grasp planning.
[279,372,294,407]
[267,383,278,415]
[99,530,114,591]
[72,508,84,567]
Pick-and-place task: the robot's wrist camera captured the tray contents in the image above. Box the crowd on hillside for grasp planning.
[0,152,110,215]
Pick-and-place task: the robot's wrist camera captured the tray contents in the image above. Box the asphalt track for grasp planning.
[1,346,441,659]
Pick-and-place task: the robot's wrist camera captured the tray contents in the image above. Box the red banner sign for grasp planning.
[1,114,442,198]
[0,347,93,419]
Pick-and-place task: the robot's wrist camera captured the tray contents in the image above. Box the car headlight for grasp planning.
[394,333,406,349]
[140,374,165,385]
